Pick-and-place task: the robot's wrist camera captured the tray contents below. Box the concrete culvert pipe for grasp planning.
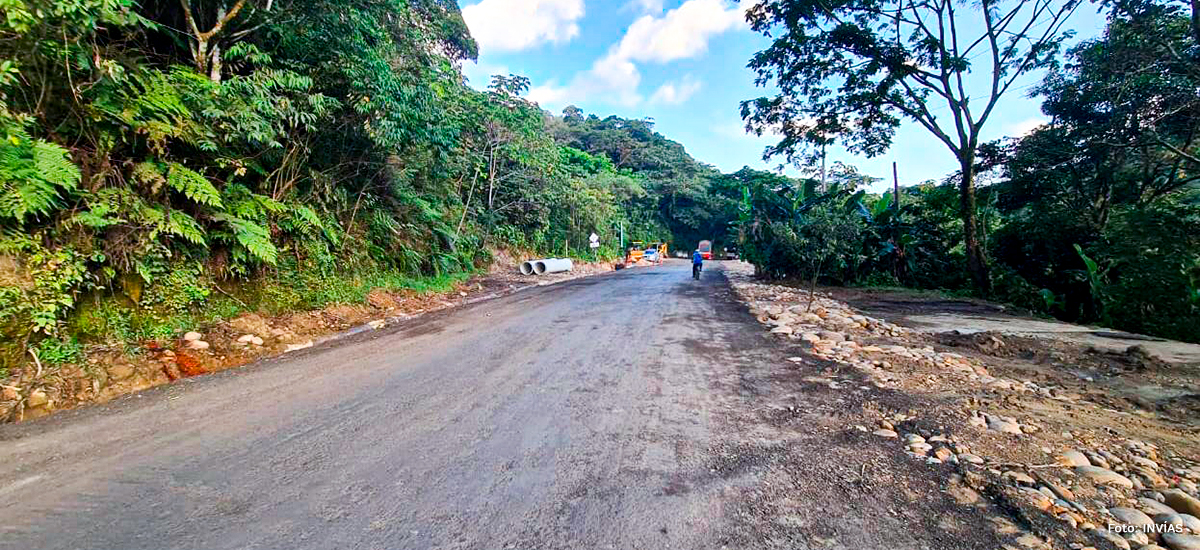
[534,258,573,275]
[519,260,536,275]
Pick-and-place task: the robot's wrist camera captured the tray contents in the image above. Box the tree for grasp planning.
[741,0,1081,294]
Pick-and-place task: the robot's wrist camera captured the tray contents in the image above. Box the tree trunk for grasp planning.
[959,152,991,295]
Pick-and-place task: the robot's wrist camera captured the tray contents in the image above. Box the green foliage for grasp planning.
[0,123,81,221]
[34,335,85,367]
[165,163,223,208]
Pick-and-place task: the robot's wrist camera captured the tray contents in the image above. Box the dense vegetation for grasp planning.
[738,0,1200,343]
[0,0,730,376]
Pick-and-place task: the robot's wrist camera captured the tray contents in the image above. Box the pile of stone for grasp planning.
[729,274,1200,550]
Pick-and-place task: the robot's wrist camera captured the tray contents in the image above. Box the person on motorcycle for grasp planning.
[692,249,703,279]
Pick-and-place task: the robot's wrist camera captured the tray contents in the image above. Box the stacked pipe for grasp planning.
[519,258,574,275]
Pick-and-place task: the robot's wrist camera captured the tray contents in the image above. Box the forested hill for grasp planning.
[0,0,748,371]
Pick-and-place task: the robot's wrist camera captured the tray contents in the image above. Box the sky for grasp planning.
[457,0,1110,192]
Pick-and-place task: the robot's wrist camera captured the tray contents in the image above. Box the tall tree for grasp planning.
[741,0,1081,294]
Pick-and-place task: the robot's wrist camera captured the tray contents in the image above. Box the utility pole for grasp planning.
[819,139,827,193]
[892,161,900,211]
[892,161,907,283]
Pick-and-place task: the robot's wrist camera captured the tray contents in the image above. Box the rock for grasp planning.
[285,341,314,353]
[1059,450,1091,467]
[909,442,933,454]
[250,336,264,346]
[1042,481,1076,501]
[948,484,981,505]
[1133,456,1161,470]
[1142,499,1181,516]
[1004,471,1037,486]
[1077,465,1135,489]
[183,331,203,342]
[1087,451,1111,469]
[770,326,794,336]
[25,389,48,408]
[873,429,898,438]
[798,313,823,324]
[1110,508,1156,531]
[107,363,136,381]
[986,415,1023,435]
[1125,531,1150,546]
[237,334,256,343]
[1018,487,1053,510]
[1163,533,1200,550]
[799,332,821,344]
[1181,514,1200,532]
[933,447,955,462]
[1014,533,1043,547]
[818,331,846,342]
[1,386,19,401]
[187,340,210,351]
[1093,528,1132,549]
[957,453,985,465]
[1164,491,1200,518]
[1156,514,1188,531]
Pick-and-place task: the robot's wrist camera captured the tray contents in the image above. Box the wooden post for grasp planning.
[892,162,900,211]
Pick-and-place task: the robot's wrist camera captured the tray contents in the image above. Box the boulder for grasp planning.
[1164,491,1200,518]
[187,340,210,351]
[1091,528,1131,549]
[1058,450,1091,467]
[1140,498,1179,516]
[25,389,49,408]
[183,331,203,342]
[1163,533,1200,550]
[770,326,794,336]
[1109,507,1155,531]
[1076,465,1134,489]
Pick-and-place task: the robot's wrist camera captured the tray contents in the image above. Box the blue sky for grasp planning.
[457,0,1109,192]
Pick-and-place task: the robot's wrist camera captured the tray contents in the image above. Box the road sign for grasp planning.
[589,232,599,243]
[589,242,599,249]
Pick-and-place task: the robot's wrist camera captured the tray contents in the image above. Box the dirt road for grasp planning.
[0,261,1004,550]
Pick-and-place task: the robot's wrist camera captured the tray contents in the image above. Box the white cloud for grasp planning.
[461,61,509,90]
[624,0,664,13]
[1006,117,1047,137]
[462,0,585,53]
[649,76,702,105]
[614,0,748,63]
[527,82,572,105]
[528,0,746,109]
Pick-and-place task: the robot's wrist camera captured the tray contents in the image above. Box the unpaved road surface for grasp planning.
[0,261,1004,550]
[829,287,1200,364]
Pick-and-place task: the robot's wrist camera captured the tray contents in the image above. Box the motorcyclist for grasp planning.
[692,249,703,279]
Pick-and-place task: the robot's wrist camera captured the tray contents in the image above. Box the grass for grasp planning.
[61,266,477,361]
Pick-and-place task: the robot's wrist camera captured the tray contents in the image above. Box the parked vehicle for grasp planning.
[698,240,713,260]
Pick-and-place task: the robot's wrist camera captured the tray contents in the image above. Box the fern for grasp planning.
[166,163,223,208]
[156,208,206,245]
[0,134,81,220]
[214,214,278,265]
